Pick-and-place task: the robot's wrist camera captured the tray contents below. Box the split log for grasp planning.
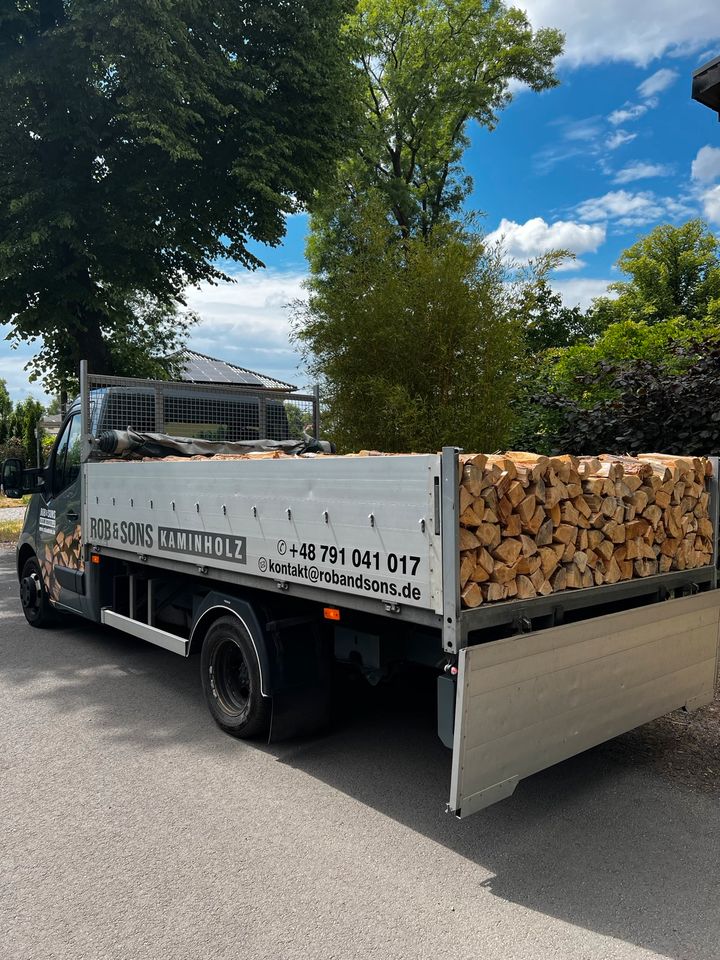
[461,582,483,608]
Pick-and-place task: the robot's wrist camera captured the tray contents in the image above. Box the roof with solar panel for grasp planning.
[177,350,297,391]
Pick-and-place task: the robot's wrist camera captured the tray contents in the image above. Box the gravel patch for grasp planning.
[0,505,26,522]
[598,685,720,796]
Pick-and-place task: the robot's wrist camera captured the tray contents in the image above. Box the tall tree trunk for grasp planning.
[74,306,112,377]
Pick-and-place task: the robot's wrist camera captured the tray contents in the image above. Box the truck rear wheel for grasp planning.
[20,556,55,628]
[200,616,270,739]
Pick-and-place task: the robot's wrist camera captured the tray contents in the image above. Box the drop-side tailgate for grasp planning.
[449,590,720,818]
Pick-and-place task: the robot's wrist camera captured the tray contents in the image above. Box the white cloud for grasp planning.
[535,118,636,173]
[608,104,648,125]
[574,189,694,227]
[612,161,672,184]
[605,69,675,130]
[485,217,606,263]
[554,258,587,272]
[637,68,679,98]
[0,337,50,404]
[185,270,305,337]
[701,185,720,225]
[560,117,604,141]
[606,130,637,151]
[691,145,720,184]
[184,269,309,387]
[0,270,313,402]
[520,1,720,66]
[551,278,615,310]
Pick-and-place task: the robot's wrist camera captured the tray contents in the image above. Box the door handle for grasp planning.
[67,511,79,522]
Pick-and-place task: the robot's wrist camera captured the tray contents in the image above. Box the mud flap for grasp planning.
[449,590,720,818]
[266,615,332,742]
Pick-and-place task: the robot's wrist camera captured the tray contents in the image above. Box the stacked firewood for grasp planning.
[459,452,714,608]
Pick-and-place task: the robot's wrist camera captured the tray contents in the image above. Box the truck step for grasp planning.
[101,608,188,657]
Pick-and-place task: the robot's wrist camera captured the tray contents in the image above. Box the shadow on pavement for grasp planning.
[0,551,717,959]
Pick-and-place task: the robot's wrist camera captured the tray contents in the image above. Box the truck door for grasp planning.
[37,412,86,614]
[448,590,720,818]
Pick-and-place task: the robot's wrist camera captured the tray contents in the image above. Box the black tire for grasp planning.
[19,556,55,628]
[200,615,270,739]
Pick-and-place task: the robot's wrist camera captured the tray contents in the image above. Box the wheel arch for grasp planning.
[17,541,36,579]
[190,593,271,697]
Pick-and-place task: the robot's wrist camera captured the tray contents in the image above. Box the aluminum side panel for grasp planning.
[449,591,720,818]
[84,456,442,613]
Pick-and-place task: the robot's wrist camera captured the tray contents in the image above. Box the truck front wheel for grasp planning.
[20,556,55,628]
[200,616,270,739]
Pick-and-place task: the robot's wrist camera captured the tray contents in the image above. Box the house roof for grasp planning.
[178,350,297,391]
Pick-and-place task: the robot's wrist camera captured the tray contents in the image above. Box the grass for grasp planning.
[0,494,30,509]
[0,518,23,543]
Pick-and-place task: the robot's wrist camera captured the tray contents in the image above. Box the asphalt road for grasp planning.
[1,549,719,960]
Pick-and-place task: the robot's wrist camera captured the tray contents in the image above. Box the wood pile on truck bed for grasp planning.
[458,452,714,608]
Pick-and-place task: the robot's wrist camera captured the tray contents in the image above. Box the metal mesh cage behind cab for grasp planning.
[85,374,318,446]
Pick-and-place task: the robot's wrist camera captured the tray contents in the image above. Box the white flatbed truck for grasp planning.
[4,365,719,818]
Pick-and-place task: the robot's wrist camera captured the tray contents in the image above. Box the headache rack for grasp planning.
[79,362,320,455]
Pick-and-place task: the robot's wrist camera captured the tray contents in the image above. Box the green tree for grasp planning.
[295,199,525,452]
[545,315,720,405]
[536,337,720,456]
[41,297,200,399]
[520,220,720,450]
[299,0,563,450]
[593,220,720,326]
[14,397,45,467]
[519,278,605,353]
[327,0,563,240]
[0,0,355,391]
[284,402,312,439]
[6,413,20,442]
[0,379,12,422]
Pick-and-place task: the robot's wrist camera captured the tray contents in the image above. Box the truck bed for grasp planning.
[85,453,444,626]
[85,450,719,637]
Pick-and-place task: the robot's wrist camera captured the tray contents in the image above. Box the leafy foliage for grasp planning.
[39,297,200,398]
[537,339,720,455]
[283,402,312,439]
[592,220,720,326]
[519,277,606,353]
[295,199,526,452]
[0,0,355,390]
[517,220,720,452]
[299,0,563,450]
[0,379,12,422]
[544,315,720,407]
[332,0,563,238]
[0,395,45,466]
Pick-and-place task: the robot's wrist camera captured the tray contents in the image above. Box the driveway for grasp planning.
[0,549,718,960]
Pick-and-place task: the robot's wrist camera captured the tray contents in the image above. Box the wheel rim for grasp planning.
[20,572,41,617]
[211,637,251,716]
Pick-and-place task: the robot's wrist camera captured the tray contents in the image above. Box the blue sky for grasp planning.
[2,0,720,402]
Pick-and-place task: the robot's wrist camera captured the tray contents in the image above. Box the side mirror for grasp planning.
[1,458,43,498]
[1,458,24,498]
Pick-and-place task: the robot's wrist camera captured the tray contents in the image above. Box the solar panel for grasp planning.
[179,350,297,391]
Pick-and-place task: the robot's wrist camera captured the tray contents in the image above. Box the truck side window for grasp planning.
[52,415,81,494]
